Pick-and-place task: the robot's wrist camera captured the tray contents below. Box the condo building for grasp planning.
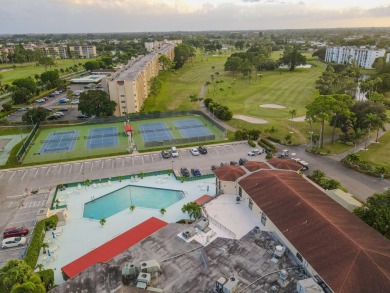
[106,42,176,116]
[325,46,386,69]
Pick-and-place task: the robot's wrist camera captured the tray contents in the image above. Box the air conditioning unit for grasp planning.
[182,227,196,239]
[195,218,209,231]
[296,278,325,293]
[140,259,161,274]
[121,262,137,277]
[136,272,151,289]
[214,276,239,293]
[271,245,285,263]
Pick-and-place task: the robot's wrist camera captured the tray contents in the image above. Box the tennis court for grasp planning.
[139,122,173,143]
[86,127,119,149]
[174,119,212,138]
[39,131,79,154]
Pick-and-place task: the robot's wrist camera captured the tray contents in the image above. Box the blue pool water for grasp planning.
[83,185,185,219]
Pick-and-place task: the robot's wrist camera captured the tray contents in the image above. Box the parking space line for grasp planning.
[69,164,73,174]
[111,159,114,168]
[0,172,4,178]
[131,157,134,165]
[79,163,84,174]
[46,167,51,176]
[8,171,15,182]
[34,168,40,178]
[56,165,62,176]
[21,170,28,180]
[122,158,125,167]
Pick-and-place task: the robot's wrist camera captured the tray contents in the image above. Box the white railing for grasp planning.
[202,207,236,239]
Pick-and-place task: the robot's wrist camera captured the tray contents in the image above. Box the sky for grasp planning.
[0,0,389,34]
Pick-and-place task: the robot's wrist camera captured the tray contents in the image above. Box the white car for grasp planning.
[248,148,264,156]
[36,98,45,103]
[2,237,26,249]
[171,146,179,158]
[71,100,79,104]
[54,112,64,117]
[190,148,200,156]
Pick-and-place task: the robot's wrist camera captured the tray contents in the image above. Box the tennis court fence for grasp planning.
[16,123,39,163]
[144,135,216,148]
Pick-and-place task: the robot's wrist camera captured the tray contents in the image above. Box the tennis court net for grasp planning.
[84,132,120,139]
[41,137,79,143]
[138,127,172,133]
[43,146,70,152]
[175,124,205,130]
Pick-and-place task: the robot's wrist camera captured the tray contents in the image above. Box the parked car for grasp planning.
[230,161,239,166]
[191,168,201,176]
[180,167,190,177]
[190,148,200,156]
[48,93,56,98]
[59,98,69,104]
[171,146,179,158]
[239,158,248,165]
[3,226,29,238]
[248,148,264,156]
[71,100,79,104]
[77,114,89,119]
[2,237,26,249]
[53,112,64,117]
[211,165,219,171]
[47,115,58,120]
[58,108,68,112]
[161,150,172,159]
[35,98,45,103]
[17,108,27,112]
[198,146,207,154]
[220,162,228,167]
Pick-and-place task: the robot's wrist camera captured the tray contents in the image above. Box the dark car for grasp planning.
[47,115,58,120]
[211,165,219,171]
[191,168,202,176]
[3,226,29,239]
[77,114,89,119]
[198,146,207,154]
[230,161,239,166]
[239,158,248,165]
[48,93,56,97]
[180,167,190,177]
[161,150,172,159]
[220,162,228,167]
[58,108,68,112]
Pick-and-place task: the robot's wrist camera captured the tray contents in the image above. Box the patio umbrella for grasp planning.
[52,231,56,238]
[47,249,51,257]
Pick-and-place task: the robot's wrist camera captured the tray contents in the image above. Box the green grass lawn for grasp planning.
[0,59,90,85]
[357,130,390,171]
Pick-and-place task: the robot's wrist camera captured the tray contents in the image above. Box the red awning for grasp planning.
[194,195,213,206]
[61,217,167,279]
[124,125,134,132]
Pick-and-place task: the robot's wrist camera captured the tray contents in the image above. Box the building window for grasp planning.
[248,199,253,210]
[120,95,125,97]
[121,101,126,103]
[122,111,127,114]
[261,212,266,226]
[238,187,242,197]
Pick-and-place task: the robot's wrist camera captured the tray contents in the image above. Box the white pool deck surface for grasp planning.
[37,175,263,285]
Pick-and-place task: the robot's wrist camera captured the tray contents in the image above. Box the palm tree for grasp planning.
[0,74,4,90]
[289,109,297,133]
[160,208,166,216]
[129,205,135,212]
[54,199,60,209]
[99,218,106,227]
[41,242,49,254]
[35,264,44,272]
[364,113,379,150]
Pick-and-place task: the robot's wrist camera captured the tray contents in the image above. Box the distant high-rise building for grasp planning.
[325,46,386,69]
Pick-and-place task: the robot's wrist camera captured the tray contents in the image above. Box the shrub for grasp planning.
[260,138,277,152]
[266,154,273,160]
[267,136,281,143]
[37,269,54,291]
[308,169,344,190]
[342,154,387,177]
[248,140,256,147]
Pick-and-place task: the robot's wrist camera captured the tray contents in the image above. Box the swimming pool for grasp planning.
[83,185,185,219]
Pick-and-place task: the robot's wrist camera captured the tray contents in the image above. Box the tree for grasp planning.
[99,218,106,227]
[182,202,202,220]
[149,77,163,107]
[39,56,55,71]
[35,264,44,272]
[173,44,196,69]
[160,208,166,216]
[84,60,100,71]
[0,73,4,90]
[329,94,354,144]
[12,78,37,95]
[289,109,297,133]
[12,88,33,104]
[22,107,49,124]
[315,65,337,95]
[2,102,12,112]
[224,56,241,76]
[158,55,172,71]
[306,95,335,148]
[101,57,113,67]
[40,71,59,84]
[41,242,49,254]
[354,189,390,239]
[78,90,117,117]
[14,53,26,67]
[129,205,135,212]
[279,45,306,72]
[364,113,381,149]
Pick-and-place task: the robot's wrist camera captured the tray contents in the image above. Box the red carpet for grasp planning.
[62,217,167,278]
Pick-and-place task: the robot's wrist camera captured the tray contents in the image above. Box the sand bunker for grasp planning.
[233,115,268,124]
[260,104,286,109]
[288,116,306,122]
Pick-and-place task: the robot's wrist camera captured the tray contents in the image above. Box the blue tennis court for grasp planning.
[174,119,212,138]
[139,122,173,143]
[39,131,79,154]
[86,127,119,149]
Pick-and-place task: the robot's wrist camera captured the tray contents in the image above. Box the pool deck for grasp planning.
[37,175,216,284]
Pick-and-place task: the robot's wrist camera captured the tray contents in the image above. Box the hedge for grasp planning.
[248,140,256,147]
[267,136,281,144]
[259,138,277,152]
[37,269,55,291]
[24,215,58,269]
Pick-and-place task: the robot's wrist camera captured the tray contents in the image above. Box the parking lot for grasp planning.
[6,84,87,123]
[0,142,257,266]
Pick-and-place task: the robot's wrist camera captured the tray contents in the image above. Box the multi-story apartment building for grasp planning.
[106,42,176,116]
[145,39,182,52]
[69,45,97,58]
[325,46,386,69]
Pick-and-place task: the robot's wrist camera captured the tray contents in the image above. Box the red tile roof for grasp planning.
[267,158,302,171]
[213,165,247,182]
[61,217,167,279]
[238,170,390,293]
[194,195,213,206]
[243,161,271,172]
